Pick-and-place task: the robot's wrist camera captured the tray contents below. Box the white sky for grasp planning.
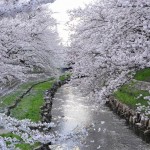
[49,0,93,45]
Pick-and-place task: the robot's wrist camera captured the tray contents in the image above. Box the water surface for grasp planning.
[50,84,150,150]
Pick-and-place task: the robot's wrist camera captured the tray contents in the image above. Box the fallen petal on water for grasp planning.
[97,145,101,149]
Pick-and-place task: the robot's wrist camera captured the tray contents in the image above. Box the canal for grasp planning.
[50,84,150,150]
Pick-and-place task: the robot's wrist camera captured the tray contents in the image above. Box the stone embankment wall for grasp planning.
[40,79,68,123]
[106,97,150,143]
[35,79,69,150]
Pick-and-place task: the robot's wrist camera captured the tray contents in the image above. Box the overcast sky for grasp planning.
[49,0,93,45]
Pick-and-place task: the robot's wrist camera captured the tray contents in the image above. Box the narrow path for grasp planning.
[133,79,150,91]
[0,79,20,97]
[50,84,150,150]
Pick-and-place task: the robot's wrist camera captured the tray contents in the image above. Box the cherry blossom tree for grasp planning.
[0,3,63,84]
[1,0,150,148]
[0,0,55,17]
[0,1,67,149]
[68,0,150,101]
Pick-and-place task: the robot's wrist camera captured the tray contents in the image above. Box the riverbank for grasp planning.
[106,68,150,143]
[0,78,55,150]
[49,84,150,150]
[0,73,70,150]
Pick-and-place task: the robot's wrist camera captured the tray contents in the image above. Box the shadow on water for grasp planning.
[50,84,150,150]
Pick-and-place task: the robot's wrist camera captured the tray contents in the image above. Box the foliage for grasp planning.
[68,0,150,103]
[59,72,71,81]
[114,68,150,116]
[1,132,40,150]
[0,81,36,110]
[1,0,150,148]
[11,80,54,122]
[16,143,40,150]
[0,78,55,149]
[0,0,55,16]
[0,0,67,149]
[0,74,70,149]
[134,68,150,81]
[114,82,149,109]
[0,1,62,84]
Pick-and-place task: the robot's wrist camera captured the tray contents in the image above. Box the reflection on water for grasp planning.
[60,86,91,134]
[52,85,92,134]
[51,84,150,150]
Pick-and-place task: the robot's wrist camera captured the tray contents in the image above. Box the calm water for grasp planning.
[50,84,150,150]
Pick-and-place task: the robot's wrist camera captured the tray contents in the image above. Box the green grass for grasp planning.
[0,74,68,149]
[114,68,150,111]
[10,80,54,122]
[59,73,71,81]
[114,82,149,110]
[16,143,40,150]
[0,78,55,121]
[0,81,39,110]
[1,133,22,140]
[0,79,54,149]
[134,68,150,81]
[1,133,40,150]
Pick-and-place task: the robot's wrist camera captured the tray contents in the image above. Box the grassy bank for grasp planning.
[114,82,149,110]
[59,72,71,82]
[134,68,150,81]
[11,80,54,122]
[0,78,55,149]
[1,133,40,150]
[0,79,55,150]
[0,78,55,122]
[0,73,71,150]
[0,81,36,112]
[114,68,150,114]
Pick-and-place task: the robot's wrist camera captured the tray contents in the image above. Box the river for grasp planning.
[50,84,150,150]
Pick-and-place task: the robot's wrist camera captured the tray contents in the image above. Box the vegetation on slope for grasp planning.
[134,68,150,82]
[0,78,55,149]
[10,80,54,122]
[114,81,149,110]
[1,133,40,150]
[114,68,150,114]
[59,72,71,82]
[0,78,54,122]
[0,73,71,149]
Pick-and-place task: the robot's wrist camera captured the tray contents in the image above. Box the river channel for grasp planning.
[50,84,150,150]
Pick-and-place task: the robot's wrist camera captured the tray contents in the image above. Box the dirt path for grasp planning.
[133,79,150,91]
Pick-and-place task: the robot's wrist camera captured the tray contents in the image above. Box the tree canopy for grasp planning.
[69,0,150,102]
[0,0,63,83]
